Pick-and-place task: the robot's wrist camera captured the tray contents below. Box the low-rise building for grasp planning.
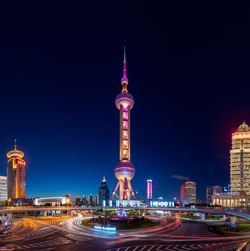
[0,176,7,201]
[34,196,71,206]
[212,191,248,208]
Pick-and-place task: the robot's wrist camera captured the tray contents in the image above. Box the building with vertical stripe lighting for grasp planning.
[147,179,152,200]
[0,176,7,201]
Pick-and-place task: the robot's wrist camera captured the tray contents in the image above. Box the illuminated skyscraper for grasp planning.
[98,176,110,206]
[180,184,186,203]
[0,176,7,201]
[230,122,250,196]
[147,179,152,200]
[185,181,196,204]
[180,181,196,204]
[112,48,135,200]
[7,140,26,200]
[206,185,222,204]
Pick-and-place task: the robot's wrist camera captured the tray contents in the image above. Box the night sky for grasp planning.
[0,3,249,201]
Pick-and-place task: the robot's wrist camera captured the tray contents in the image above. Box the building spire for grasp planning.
[121,47,128,92]
[14,139,17,150]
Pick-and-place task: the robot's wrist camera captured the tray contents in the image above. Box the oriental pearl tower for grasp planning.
[112,48,135,200]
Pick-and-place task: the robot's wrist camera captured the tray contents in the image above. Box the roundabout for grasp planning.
[0,210,249,250]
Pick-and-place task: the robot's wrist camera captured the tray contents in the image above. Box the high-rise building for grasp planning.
[147,179,152,200]
[87,194,93,206]
[180,181,196,205]
[98,176,110,206]
[185,181,196,204]
[7,141,26,200]
[75,195,81,206]
[82,195,87,206]
[206,185,223,204]
[0,176,7,201]
[112,48,135,200]
[230,122,250,196]
[180,184,186,203]
[94,194,99,206]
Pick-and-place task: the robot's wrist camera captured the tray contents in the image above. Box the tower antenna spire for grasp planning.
[121,46,128,92]
[123,46,126,62]
[14,139,17,150]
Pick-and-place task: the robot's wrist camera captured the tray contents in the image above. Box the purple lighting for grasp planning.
[112,49,136,200]
[121,47,128,83]
[147,179,153,200]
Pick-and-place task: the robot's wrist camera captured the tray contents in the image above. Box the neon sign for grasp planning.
[94,225,116,232]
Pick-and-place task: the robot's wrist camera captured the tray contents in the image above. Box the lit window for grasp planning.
[123,140,128,149]
[123,150,128,158]
[122,112,128,120]
[122,105,128,111]
[123,131,128,139]
[123,121,128,129]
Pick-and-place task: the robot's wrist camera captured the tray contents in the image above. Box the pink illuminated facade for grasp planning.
[147,179,152,200]
[112,48,135,200]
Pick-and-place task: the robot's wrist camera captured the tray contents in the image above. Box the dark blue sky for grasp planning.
[0,2,249,201]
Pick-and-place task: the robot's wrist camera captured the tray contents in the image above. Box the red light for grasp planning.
[16,159,26,166]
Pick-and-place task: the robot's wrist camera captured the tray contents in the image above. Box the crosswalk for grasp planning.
[168,228,217,238]
[21,227,57,239]
[106,242,240,251]
[1,236,73,250]
[34,219,64,226]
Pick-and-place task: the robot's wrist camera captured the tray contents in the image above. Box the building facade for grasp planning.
[98,176,110,206]
[7,141,26,200]
[87,194,94,206]
[206,185,223,204]
[112,49,136,200]
[34,196,70,206]
[147,179,153,200]
[180,184,186,204]
[185,181,196,203]
[212,192,248,208]
[0,176,7,201]
[180,181,196,205]
[230,122,250,196]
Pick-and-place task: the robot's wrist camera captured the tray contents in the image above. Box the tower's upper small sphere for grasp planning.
[115,92,134,110]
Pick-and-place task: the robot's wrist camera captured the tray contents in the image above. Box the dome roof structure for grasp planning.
[237,121,250,132]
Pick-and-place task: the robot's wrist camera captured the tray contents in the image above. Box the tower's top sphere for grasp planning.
[115,92,134,110]
[115,48,134,110]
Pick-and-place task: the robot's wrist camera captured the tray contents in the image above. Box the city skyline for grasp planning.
[0,3,250,251]
[0,50,248,200]
[0,4,250,201]
[0,58,247,201]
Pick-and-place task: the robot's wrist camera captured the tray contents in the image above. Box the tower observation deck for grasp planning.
[7,140,26,200]
[112,48,135,200]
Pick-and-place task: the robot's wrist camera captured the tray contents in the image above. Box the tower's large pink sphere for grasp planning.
[114,161,135,180]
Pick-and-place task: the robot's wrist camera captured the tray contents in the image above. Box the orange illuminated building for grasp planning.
[7,140,26,200]
[230,122,250,196]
